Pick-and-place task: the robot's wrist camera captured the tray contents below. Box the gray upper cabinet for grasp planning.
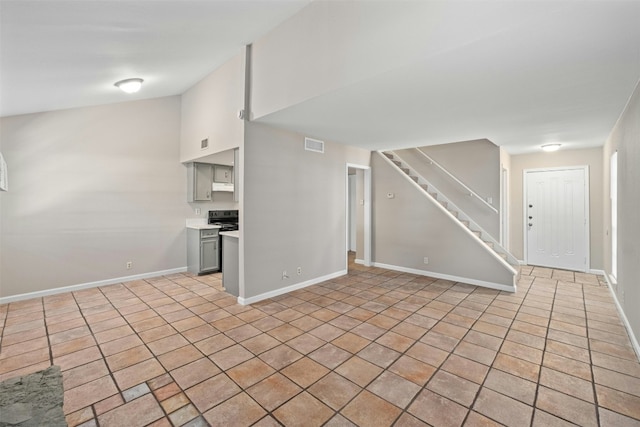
[213,165,233,183]
[187,162,213,202]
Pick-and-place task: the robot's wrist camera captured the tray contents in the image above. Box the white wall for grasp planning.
[0,97,191,298]
[396,139,501,239]
[372,153,514,288]
[242,122,370,299]
[180,51,245,163]
[602,79,640,347]
[509,148,603,268]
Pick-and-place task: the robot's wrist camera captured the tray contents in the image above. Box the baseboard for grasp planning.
[355,259,365,265]
[518,260,526,265]
[238,269,348,306]
[0,267,188,305]
[372,262,516,293]
[602,273,640,362]
[589,268,605,276]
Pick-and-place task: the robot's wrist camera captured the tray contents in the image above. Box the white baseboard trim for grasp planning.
[589,268,605,276]
[602,273,640,362]
[0,267,188,305]
[372,262,516,293]
[238,269,348,306]
[354,259,365,265]
[517,260,526,265]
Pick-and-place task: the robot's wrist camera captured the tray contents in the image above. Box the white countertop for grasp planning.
[220,230,239,238]
[187,224,221,230]
[185,218,221,230]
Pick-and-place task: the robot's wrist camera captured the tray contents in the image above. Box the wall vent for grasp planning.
[201,138,209,150]
[304,137,324,153]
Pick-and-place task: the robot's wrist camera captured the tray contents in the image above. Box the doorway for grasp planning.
[346,163,371,270]
[524,167,589,271]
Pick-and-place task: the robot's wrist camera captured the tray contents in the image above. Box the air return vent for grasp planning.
[304,137,324,153]
[201,138,209,150]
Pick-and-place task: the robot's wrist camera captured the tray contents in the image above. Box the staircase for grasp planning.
[380,150,520,284]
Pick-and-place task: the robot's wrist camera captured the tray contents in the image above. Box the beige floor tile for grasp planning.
[273,391,334,427]
[408,389,468,426]
[342,390,402,426]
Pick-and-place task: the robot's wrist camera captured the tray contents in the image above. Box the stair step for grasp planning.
[392,160,402,167]
[460,220,470,227]
[420,184,429,191]
[499,253,508,260]
[448,210,458,217]
[439,201,448,208]
[428,192,438,199]
[401,168,410,174]
[472,231,481,238]
[383,152,394,159]
[410,176,419,183]
[484,241,494,248]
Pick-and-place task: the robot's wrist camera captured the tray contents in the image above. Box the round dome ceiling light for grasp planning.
[541,143,561,152]
[114,78,144,94]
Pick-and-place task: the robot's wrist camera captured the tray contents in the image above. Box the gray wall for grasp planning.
[396,139,501,239]
[0,97,193,298]
[372,153,514,287]
[603,80,640,346]
[243,122,370,299]
[509,148,603,269]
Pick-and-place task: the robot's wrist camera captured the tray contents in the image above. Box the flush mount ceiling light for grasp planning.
[541,143,561,152]
[114,78,143,94]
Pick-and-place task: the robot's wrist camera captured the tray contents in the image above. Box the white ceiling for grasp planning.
[1,0,639,154]
[0,0,310,117]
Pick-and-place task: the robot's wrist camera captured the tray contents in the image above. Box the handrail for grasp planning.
[415,148,498,214]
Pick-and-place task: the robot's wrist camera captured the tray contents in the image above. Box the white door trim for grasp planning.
[500,167,509,249]
[523,165,590,271]
[346,163,372,268]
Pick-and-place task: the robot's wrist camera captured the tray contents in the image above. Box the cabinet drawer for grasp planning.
[201,229,219,239]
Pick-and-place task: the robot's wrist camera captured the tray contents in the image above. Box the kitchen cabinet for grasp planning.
[187,228,220,274]
[187,162,213,202]
[214,164,233,183]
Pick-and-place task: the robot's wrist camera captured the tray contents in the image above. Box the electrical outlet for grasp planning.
[297,267,302,275]
[423,257,429,265]
[282,270,289,280]
[195,208,201,215]
[126,261,132,269]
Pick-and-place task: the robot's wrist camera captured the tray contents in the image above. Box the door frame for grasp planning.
[345,163,372,268]
[500,167,509,249]
[523,165,590,271]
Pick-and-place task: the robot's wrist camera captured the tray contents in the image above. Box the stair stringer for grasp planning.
[378,151,519,288]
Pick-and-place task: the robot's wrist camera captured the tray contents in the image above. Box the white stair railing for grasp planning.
[415,148,498,214]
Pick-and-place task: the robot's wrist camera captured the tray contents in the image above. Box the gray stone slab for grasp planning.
[0,365,67,427]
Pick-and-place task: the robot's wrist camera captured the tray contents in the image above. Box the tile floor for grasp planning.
[1,257,640,426]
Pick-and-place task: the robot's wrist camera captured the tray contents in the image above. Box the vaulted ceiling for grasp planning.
[2,0,639,154]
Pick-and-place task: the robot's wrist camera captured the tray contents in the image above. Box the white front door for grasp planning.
[525,167,588,271]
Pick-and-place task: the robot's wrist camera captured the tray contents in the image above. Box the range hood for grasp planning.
[212,182,234,192]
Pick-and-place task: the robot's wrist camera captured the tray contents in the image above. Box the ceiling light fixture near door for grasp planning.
[541,143,561,152]
[114,78,144,94]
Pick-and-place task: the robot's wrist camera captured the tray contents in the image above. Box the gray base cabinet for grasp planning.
[187,228,219,274]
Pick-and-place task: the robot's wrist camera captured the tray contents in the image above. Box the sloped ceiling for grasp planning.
[1,0,639,154]
[0,0,311,117]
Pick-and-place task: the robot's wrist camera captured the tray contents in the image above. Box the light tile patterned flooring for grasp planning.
[1,257,640,427]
